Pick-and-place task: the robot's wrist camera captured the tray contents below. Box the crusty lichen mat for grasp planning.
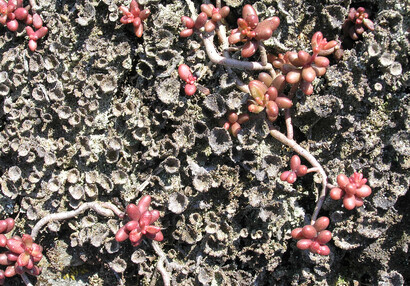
[0,0,408,285]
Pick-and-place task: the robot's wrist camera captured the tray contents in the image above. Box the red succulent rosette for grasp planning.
[115,195,164,247]
[223,111,250,137]
[270,32,338,95]
[178,64,197,96]
[0,218,42,284]
[280,155,308,184]
[247,79,293,122]
[343,7,374,41]
[291,216,332,256]
[0,0,48,51]
[228,4,280,58]
[6,235,43,270]
[180,4,230,37]
[330,172,372,210]
[119,0,150,37]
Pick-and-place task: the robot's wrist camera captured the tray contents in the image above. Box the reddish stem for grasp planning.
[269,125,328,224]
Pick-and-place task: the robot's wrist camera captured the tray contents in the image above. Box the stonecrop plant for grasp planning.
[0,218,42,285]
[178,63,211,96]
[280,155,308,184]
[180,3,230,37]
[0,0,48,51]
[223,111,250,137]
[270,31,338,95]
[178,64,198,96]
[178,0,375,257]
[227,4,280,58]
[0,0,378,285]
[291,217,332,256]
[247,78,293,122]
[330,172,372,210]
[118,0,150,37]
[115,195,164,247]
[343,7,375,41]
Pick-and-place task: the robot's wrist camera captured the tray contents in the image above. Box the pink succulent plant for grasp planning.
[223,111,250,137]
[0,218,14,236]
[0,0,48,51]
[0,218,42,285]
[178,64,198,96]
[330,172,372,210]
[228,4,280,58]
[343,7,374,41]
[280,155,308,184]
[119,0,150,37]
[180,3,230,37]
[26,25,48,51]
[270,32,338,95]
[291,216,332,256]
[6,235,43,270]
[247,79,293,122]
[115,195,164,247]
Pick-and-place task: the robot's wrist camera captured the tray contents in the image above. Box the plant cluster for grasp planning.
[330,172,372,210]
[0,0,47,51]
[228,4,280,58]
[178,64,197,96]
[343,7,374,41]
[280,155,308,184]
[270,32,338,95]
[223,111,250,137]
[180,3,230,37]
[115,195,164,247]
[177,1,376,257]
[291,217,332,256]
[247,77,293,122]
[178,63,210,96]
[0,218,42,285]
[118,0,150,37]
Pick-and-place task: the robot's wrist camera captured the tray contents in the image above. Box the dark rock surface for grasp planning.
[0,0,408,285]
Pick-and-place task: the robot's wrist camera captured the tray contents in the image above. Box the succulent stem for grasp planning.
[259,42,268,66]
[268,126,328,224]
[20,273,33,286]
[31,202,124,240]
[150,241,171,286]
[284,109,293,139]
[202,32,273,71]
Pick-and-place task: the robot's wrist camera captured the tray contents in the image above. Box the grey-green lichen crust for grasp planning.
[0,0,408,285]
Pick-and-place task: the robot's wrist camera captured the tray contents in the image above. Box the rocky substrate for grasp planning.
[0,0,408,285]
